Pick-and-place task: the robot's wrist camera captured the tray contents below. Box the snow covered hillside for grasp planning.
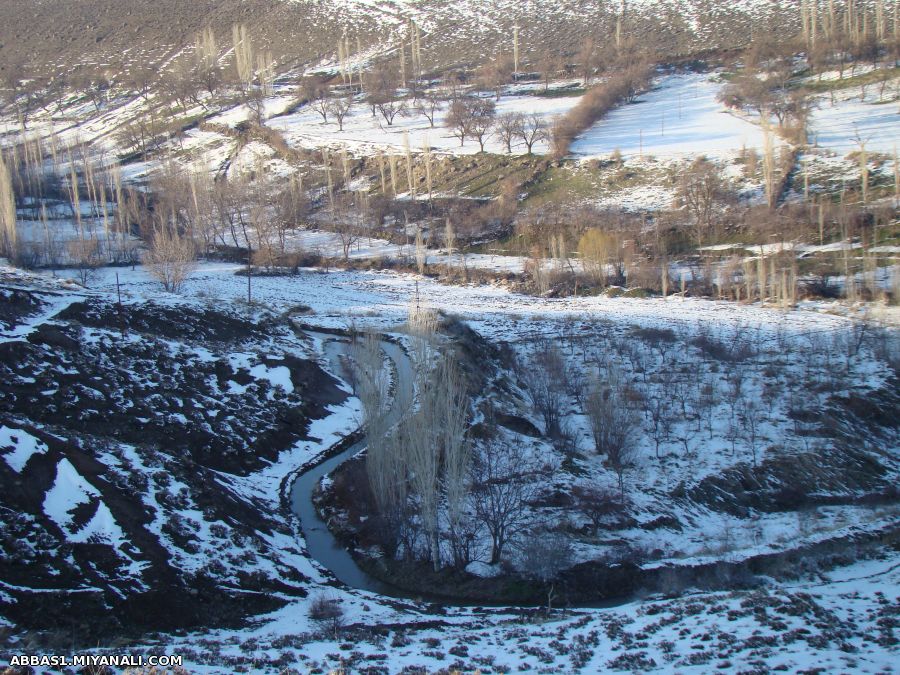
[115,263,900,571]
[2,261,896,672]
[145,553,900,673]
[571,73,772,161]
[1,0,898,669]
[285,0,802,57]
[0,268,361,636]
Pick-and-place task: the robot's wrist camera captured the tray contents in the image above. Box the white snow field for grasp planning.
[159,553,900,674]
[92,261,897,566]
[809,85,900,156]
[0,426,48,474]
[268,89,580,156]
[42,458,126,546]
[571,73,771,161]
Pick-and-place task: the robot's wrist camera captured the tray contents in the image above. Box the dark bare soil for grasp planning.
[0,285,346,640]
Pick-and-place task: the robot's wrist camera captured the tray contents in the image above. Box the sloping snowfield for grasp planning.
[809,88,900,156]
[78,263,900,672]
[160,554,900,674]
[571,73,771,161]
[268,89,580,156]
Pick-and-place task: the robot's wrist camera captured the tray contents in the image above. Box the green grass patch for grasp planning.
[523,164,601,204]
[531,86,587,98]
[455,154,536,198]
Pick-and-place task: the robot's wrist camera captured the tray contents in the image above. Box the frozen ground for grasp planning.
[809,79,900,156]
[570,73,773,161]
[3,260,898,672]
[268,88,579,156]
[85,260,865,336]
[90,262,899,562]
[154,552,900,673]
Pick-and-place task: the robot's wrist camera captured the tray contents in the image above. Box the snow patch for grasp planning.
[42,459,123,545]
[0,426,48,474]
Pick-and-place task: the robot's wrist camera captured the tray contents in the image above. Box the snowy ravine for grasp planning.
[1,261,898,673]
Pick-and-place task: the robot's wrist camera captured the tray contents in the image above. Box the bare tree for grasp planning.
[468,98,496,152]
[299,77,332,124]
[577,38,598,86]
[477,54,514,100]
[194,26,222,97]
[578,228,619,286]
[517,529,573,611]
[308,594,345,639]
[573,484,620,535]
[66,238,102,286]
[677,157,726,247]
[539,50,562,91]
[211,175,251,250]
[368,63,405,126]
[0,153,17,261]
[517,114,548,155]
[414,226,426,274]
[739,398,762,466]
[471,439,541,564]
[644,386,673,459]
[584,370,640,501]
[1,61,47,130]
[371,302,471,570]
[72,66,111,113]
[125,63,158,102]
[406,353,470,570]
[353,332,409,556]
[272,177,309,254]
[246,86,266,126]
[401,398,441,567]
[145,220,197,293]
[446,97,472,146]
[334,217,361,261]
[441,359,472,569]
[495,112,524,154]
[232,23,254,89]
[328,93,354,131]
[415,90,444,127]
[518,339,567,437]
[444,218,456,261]
[161,56,202,111]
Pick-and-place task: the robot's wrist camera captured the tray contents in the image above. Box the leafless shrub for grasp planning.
[517,529,573,611]
[573,484,622,534]
[66,238,103,286]
[517,340,567,437]
[471,439,543,564]
[551,62,654,158]
[308,594,344,638]
[584,369,641,500]
[145,222,197,293]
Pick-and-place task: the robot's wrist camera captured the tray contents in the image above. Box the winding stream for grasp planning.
[289,332,414,594]
[289,329,637,609]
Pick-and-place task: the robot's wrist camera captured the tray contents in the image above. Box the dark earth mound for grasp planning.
[0,286,346,641]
